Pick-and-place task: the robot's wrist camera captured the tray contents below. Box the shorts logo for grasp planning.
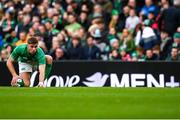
[21,68,26,71]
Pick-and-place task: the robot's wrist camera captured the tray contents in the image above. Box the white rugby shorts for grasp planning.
[18,62,33,73]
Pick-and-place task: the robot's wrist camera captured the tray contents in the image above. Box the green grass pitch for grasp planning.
[0,87,180,119]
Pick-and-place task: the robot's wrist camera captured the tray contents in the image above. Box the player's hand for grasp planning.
[37,82,44,87]
[11,76,20,87]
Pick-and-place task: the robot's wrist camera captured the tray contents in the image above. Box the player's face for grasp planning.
[28,44,38,55]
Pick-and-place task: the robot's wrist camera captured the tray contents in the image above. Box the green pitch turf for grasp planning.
[0,87,180,119]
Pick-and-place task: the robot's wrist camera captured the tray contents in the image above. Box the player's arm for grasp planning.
[38,64,46,87]
[6,57,18,77]
[6,46,22,86]
[6,46,20,78]
[6,57,19,86]
[37,47,46,87]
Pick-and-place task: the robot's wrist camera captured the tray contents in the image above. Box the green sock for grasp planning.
[45,63,52,80]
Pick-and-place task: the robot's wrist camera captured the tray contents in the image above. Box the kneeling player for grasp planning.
[6,37,52,87]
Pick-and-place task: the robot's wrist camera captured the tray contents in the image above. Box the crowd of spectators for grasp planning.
[0,0,180,61]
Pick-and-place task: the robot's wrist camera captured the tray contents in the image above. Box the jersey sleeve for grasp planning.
[37,48,46,65]
[10,46,21,61]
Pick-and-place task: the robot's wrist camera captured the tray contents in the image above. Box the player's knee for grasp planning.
[45,55,53,64]
[24,80,30,87]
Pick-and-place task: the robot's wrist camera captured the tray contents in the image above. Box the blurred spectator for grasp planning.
[66,35,83,60]
[159,0,180,36]
[0,11,16,35]
[32,15,41,23]
[123,5,130,17]
[109,49,121,60]
[140,0,158,17]
[109,38,120,51]
[66,3,75,14]
[78,11,89,31]
[166,43,180,61]
[15,14,31,37]
[77,28,87,46]
[52,0,65,16]
[4,44,13,56]
[112,0,124,15]
[159,0,171,11]
[139,20,159,50]
[152,45,161,60]
[145,49,159,60]
[107,27,118,42]
[31,22,40,34]
[119,47,131,61]
[133,23,143,47]
[52,15,64,31]
[53,47,67,61]
[44,19,59,51]
[65,13,82,37]
[160,30,173,60]
[125,8,140,31]
[23,4,33,15]
[173,32,180,47]
[91,4,104,23]
[119,28,135,53]
[107,38,120,59]
[3,28,18,47]
[56,31,68,48]
[49,36,61,55]
[47,8,56,20]
[131,51,139,61]
[128,0,136,9]
[34,32,48,53]
[147,11,159,31]
[82,36,101,60]
[37,24,48,42]
[89,25,107,54]
[128,0,142,14]
[37,5,46,21]
[0,49,9,61]
[136,47,146,61]
[109,9,125,32]
[15,30,28,46]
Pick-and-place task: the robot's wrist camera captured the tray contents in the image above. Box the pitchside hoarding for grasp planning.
[0,61,180,87]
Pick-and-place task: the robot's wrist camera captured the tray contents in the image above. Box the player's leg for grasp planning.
[45,55,53,79]
[18,62,33,87]
[20,72,31,87]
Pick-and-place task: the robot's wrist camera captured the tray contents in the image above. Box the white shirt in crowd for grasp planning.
[142,26,156,39]
[125,16,140,30]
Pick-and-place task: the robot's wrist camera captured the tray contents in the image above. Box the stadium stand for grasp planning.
[0,0,179,61]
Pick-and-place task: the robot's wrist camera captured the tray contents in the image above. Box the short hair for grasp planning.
[27,37,38,44]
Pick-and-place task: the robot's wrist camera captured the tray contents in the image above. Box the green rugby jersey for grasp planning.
[10,44,46,65]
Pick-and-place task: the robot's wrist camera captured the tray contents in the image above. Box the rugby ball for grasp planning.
[16,79,24,87]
